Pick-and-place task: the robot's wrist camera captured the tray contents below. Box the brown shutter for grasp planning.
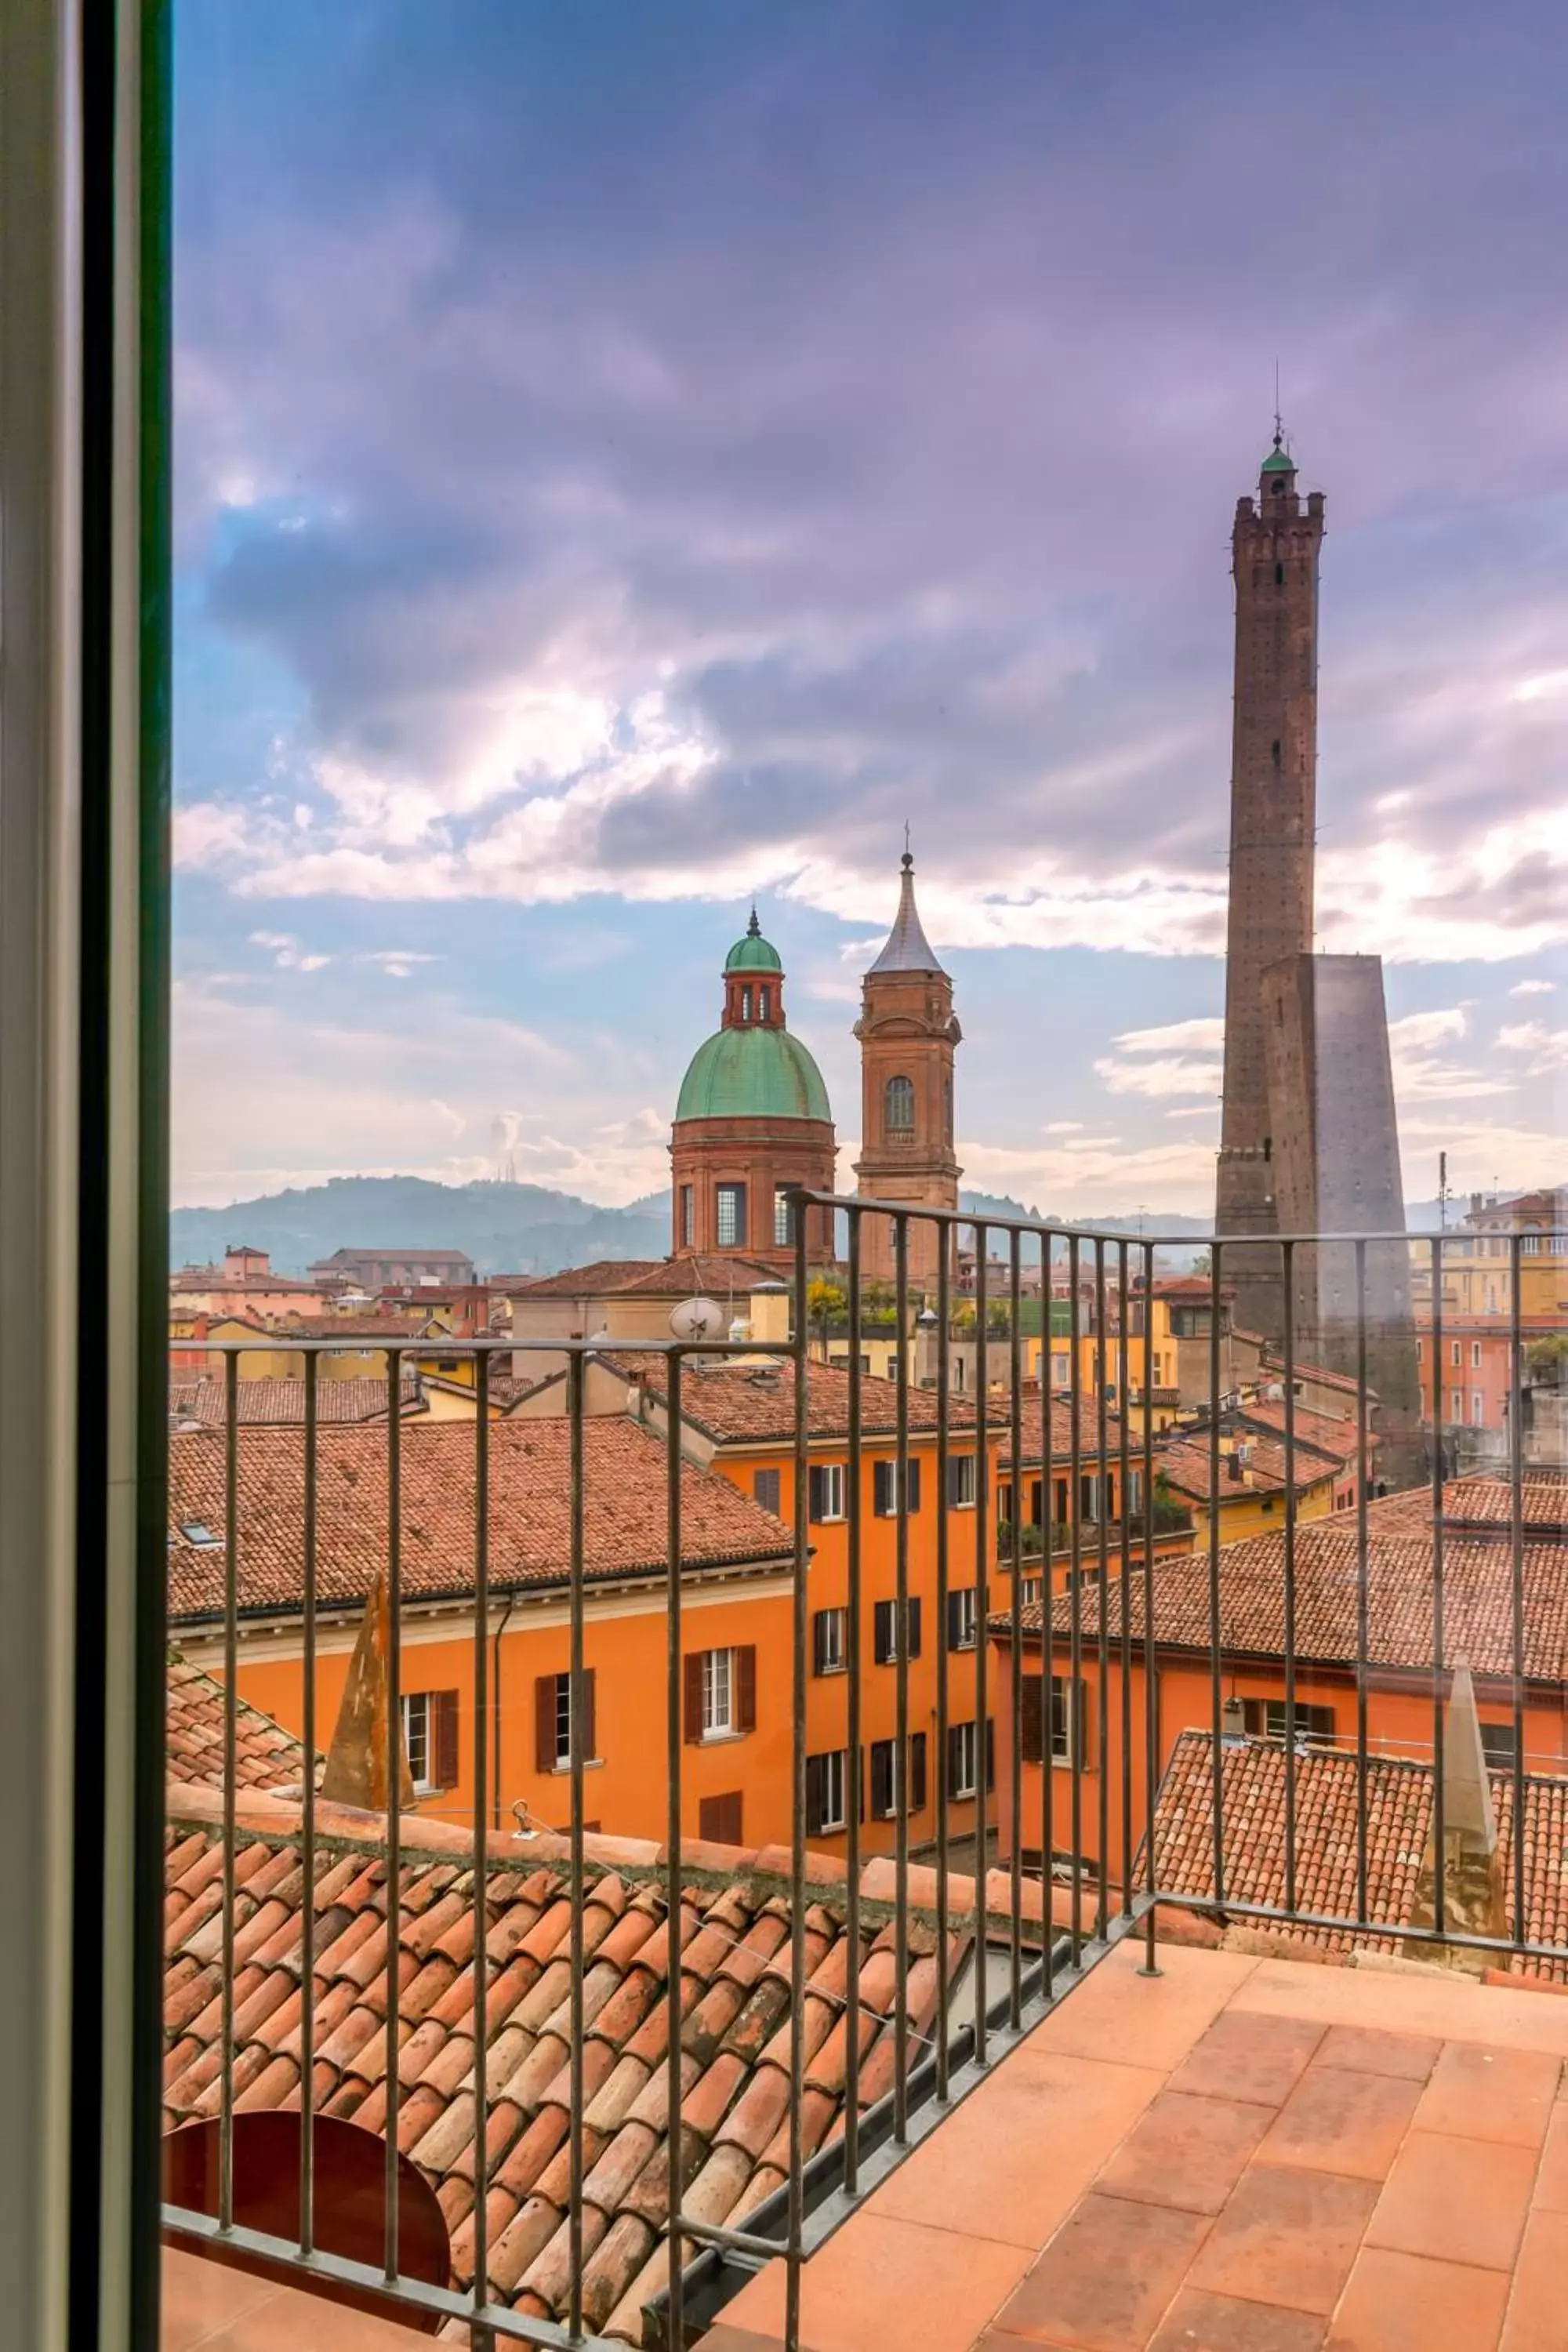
[580,1668,597,1764]
[805,1753,825,1836]
[684,1651,704,1744]
[736,1646,757,1733]
[535,1675,557,1773]
[699,1791,743,1846]
[433,1689,459,1788]
[1021,1676,1044,1766]
[910,1732,927,1813]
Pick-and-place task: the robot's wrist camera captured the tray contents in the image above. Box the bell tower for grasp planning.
[853,852,961,1290]
[1216,427,1327,1341]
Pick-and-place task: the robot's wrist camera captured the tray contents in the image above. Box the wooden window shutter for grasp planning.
[873,1461,893,1516]
[684,1651,704,1744]
[909,1732,927,1813]
[812,1610,828,1675]
[985,1717,996,1792]
[432,1689,459,1788]
[1021,1675,1044,1766]
[873,1599,894,1664]
[580,1668,597,1763]
[534,1675,557,1774]
[870,1740,892,1820]
[805,1753,825,1837]
[699,1791,743,1846]
[736,1646,757,1733]
[906,1596,922,1659]
[906,1459,921,1514]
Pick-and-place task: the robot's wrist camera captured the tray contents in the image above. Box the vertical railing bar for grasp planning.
[1007,1229,1024,2029]
[1139,1240,1160,1976]
[299,1351,318,2256]
[384,1345,404,2286]
[1093,1237,1110,1937]
[1040,1232,1054,1994]
[1509,1232,1526,1947]
[470,1345,492,2330]
[973,1222,989,2060]
[1207,1244,1225,1914]
[1430,1235,1447,1940]
[933,1219,953,2094]
[219,1348,239,2234]
[566,1349,586,2342]
[844,1210,863,2180]
[664,1345,684,2345]
[786,1211,811,2352]
[892,1214,911,2141]
[1354,1242,1370,1929]
[1282,1240,1298,1919]
[1116,1243,1133,1921]
[1067,1235,1083,1965]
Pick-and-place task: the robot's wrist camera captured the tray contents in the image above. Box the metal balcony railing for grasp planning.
[158,1203,1568,2348]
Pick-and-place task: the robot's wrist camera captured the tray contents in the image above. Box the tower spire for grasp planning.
[1273,358,1283,452]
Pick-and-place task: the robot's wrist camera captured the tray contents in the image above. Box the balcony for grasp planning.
[147,1206,1568,2352]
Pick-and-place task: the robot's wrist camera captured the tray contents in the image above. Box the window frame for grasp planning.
[946,1452,976,1508]
[812,1606,848,1676]
[946,1585,978,1651]
[806,1748,849,1835]
[808,1461,846,1523]
[884,1072,916,1135]
[715,1181,748,1249]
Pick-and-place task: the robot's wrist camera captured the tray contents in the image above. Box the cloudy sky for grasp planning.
[172,0,1566,1215]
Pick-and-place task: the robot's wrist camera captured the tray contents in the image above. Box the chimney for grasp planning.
[320,1570,416,1811]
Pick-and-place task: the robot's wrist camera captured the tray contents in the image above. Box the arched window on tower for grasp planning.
[758,985,771,1021]
[741,985,753,1022]
[885,1074,916,1136]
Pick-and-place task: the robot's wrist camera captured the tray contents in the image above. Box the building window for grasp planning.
[774,1186,793,1248]
[1020,1675,1087,1765]
[873,1596,923,1663]
[740,984,753,1021]
[813,1607,848,1675]
[682,1646,756,1742]
[1271,738,1281,768]
[1450,1388,1463,1421]
[535,1670,597,1773]
[699,1791,743,1845]
[1472,1341,1483,1369]
[1243,1698,1336,1747]
[808,1462,845,1522]
[1275,561,1284,585]
[758,985,771,1020]
[1020,1575,1042,1606]
[873,1458,922,1515]
[1450,1339,1462,1368]
[946,1588,978,1651]
[1051,1356,1069,1388]
[1472,1390,1484,1425]
[401,1690,458,1795]
[680,1185,695,1246]
[1479,1721,1519,1769]
[946,1719,994,1802]
[716,1183,747,1248]
[884,1073,916,1134]
[753,1466,782,1514]
[870,1733,927,1819]
[805,1748,849,1835]
[946,1454,976,1507]
[1051,1675,1087,1763]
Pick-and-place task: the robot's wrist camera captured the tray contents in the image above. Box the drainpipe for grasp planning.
[491,1588,518,1831]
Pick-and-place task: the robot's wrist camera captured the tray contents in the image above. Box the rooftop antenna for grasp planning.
[903,817,912,863]
[1273,359,1283,451]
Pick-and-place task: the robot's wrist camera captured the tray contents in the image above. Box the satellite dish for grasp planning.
[670,1296,725,1342]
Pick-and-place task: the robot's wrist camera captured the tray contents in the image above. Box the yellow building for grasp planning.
[1153,1425,1341,1549]
[1422,1189,1568,1319]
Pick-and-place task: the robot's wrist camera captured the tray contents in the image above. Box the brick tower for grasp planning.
[854,853,961,1290]
[1215,430,1327,1341]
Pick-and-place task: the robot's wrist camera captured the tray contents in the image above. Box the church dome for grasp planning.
[723,911,784,975]
[675,1025,831,1123]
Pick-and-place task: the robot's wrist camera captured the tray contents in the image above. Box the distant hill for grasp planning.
[170,1175,670,1279]
[172,1174,1458,1283]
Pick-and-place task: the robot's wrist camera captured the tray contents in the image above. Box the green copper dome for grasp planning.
[723,910,784,975]
[676,1025,831,1123]
[1261,443,1296,474]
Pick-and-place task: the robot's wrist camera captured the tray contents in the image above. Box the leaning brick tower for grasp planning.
[1215,430,1327,1343]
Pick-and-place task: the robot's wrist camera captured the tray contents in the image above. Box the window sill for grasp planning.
[548,1758,605,1774]
[813,1663,848,1679]
[699,1729,748,1747]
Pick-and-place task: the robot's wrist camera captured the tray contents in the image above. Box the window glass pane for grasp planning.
[717,1184,746,1247]
[774,1187,792,1247]
[884,1074,915,1132]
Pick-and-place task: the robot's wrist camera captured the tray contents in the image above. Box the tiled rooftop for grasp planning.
[1009,1474,1568,1682]
[1153,1430,1342,1504]
[1152,1731,1568,1978]
[620,1356,978,1445]
[161,1782,975,2346]
[701,1939,1568,2352]
[169,1377,423,1427]
[513,1254,783,1300]
[165,1656,310,1795]
[166,1417,793,1625]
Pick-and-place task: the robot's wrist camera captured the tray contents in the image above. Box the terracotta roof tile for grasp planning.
[160,1780,1022,2344]
[170,1377,421,1427]
[167,1417,793,1624]
[1004,1473,1568,1682]
[1154,1431,1340,1503]
[1152,1729,1568,1978]
[165,1655,310,1791]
